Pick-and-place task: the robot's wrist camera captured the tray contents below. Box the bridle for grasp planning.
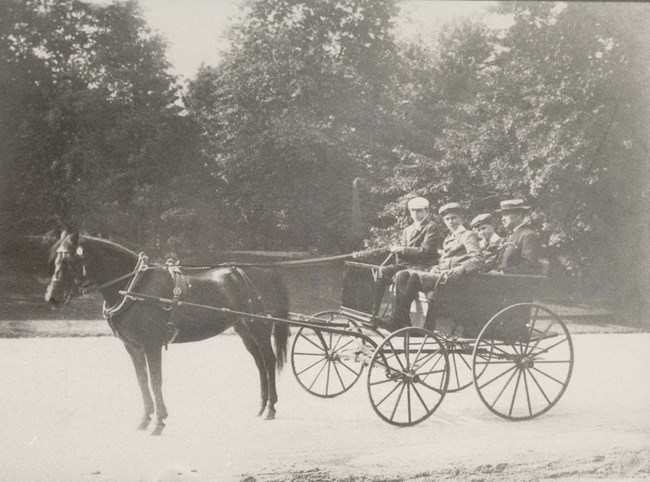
[50,244,88,301]
[52,241,147,303]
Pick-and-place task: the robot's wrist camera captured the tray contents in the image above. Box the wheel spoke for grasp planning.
[308,359,329,390]
[296,356,326,376]
[407,382,412,424]
[337,359,361,376]
[332,337,356,353]
[523,306,540,353]
[482,340,517,359]
[531,365,567,386]
[411,382,431,412]
[412,347,443,371]
[332,361,345,392]
[299,333,326,352]
[375,380,403,409]
[386,338,407,373]
[405,331,410,367]
[508,369,523,417]
[528,319,556,355]
[451,354,461,387]
[523,369,533,417]
[325,356,332,396]
[478,364,517,390]
[527,368,552,404]
[490,366,519,408]
[372,356,408,377]
[390,383,407,422]
[420,351,445,384]
[414,378,446,395]
[412,334,429,367]
[369,377,397,387]
[528,337,569,358]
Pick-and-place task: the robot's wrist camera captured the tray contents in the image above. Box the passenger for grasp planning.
[372,196,436,315]
[494,199,544,275]
[469,213,503,271]
[375,202,484,331]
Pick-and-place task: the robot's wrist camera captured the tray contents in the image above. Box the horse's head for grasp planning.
[45,231,87,307]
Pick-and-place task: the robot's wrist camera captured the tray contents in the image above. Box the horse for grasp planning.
[44,231,290,435]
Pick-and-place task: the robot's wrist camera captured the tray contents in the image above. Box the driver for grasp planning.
[372,196,436,315]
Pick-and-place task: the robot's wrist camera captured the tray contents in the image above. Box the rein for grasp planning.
[84,263,148,293]
[170,247,388,270]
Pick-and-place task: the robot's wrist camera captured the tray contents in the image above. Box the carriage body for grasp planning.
[291,261,574,425]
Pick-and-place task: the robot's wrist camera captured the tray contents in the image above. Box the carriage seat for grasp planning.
[418,271,547,337]
[419,271,547,303]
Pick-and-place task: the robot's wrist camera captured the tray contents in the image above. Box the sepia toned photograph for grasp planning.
[1,1,648,480]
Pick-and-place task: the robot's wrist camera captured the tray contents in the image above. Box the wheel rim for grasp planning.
[472,303,574,420]
[291,311,366,398]
[367,327,449,426]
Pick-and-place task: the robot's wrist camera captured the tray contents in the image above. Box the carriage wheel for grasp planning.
[291,310,368,398]
[443,336,475,393]
[472,303,574,420]
[367,327,449,426]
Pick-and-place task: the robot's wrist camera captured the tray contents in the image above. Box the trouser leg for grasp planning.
[392,270,422,327]
[373,265,400,316]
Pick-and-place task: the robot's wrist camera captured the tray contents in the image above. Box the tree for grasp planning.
[186,0,401,251]
[0,0,216,257]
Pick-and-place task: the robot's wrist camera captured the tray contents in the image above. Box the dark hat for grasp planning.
[407,196,430,209]
[438,202,462,216]
[470,213,494,229]
[497,199,531,212]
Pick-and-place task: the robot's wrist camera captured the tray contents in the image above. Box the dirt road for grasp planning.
[0,332,648,481]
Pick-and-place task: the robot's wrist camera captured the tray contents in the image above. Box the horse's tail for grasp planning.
[272,271,290,372]
[273,322,290,372]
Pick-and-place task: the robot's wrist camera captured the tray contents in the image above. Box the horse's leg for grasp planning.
[234,322,269,417]
[124,343,154,430]
[248,322,278,420]
[144,345,168,436]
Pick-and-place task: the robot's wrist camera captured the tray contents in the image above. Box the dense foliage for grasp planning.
[1,0,648,321]
[0,0,232,256]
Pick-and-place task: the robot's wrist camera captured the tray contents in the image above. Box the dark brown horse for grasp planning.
[44,232,290,435]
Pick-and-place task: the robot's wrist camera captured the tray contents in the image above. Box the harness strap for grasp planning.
[164,260,191,348]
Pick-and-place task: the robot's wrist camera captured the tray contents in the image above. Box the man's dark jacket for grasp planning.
[496,224,544,275]
[399,219,436,270]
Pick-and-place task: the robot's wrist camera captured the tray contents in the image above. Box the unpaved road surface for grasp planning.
[0,332,648,481]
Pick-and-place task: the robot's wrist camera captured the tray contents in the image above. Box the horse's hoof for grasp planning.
[256,407,265,417]
[264,411,276,421]
[151,424,165,436]
[137,415,152,430]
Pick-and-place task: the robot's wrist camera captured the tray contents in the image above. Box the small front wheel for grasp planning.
[367,327,450,426]
[291,310,367,398]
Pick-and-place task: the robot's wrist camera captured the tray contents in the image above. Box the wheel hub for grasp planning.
[517,356,534,369]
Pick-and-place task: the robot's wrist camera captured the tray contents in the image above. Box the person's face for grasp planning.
[501,211,524,230]
[409,208,427,223]
[443,212,462,232]
[476,224,495,240]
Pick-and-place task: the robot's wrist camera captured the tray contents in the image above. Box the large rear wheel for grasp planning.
[291,310,368,398]
[367,327,449,426]
[472,303,574,420]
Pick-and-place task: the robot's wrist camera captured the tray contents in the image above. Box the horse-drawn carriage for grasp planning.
[291,259,574,426]
[45,234,574,432]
